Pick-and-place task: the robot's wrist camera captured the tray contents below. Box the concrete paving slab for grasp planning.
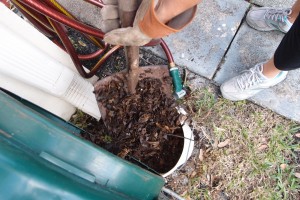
[144,0,250,79]
[214,21,300,122]
[214,22,284,84]
[250,0,296,7]
[251,72,300,123]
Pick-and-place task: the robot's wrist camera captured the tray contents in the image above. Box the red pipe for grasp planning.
[88,45,122,75]
[0,0,10,7]
[19,0,105,38]
[41,0,106,48]
[49,16,116,77]
[83,0,104,8]
[78,48,107,60]
[14,0,55,32]
[160,39,174,63]
[49,19,90,78]
[14,0,175,78]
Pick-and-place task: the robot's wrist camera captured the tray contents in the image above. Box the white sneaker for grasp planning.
[246,7,292,33]
[220,63,288,101]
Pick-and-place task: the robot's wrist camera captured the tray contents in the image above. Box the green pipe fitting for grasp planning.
[169,63,186,99]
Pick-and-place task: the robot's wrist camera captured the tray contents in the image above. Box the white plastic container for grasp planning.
[162,123,194,177]
[0,4,100,120]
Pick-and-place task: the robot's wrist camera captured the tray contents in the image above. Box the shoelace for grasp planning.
[237,66,264,90]
[264,8,291,23]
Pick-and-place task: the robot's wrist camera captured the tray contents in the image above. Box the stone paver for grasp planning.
[251,72,300,123]
[213,21,284,84]
[145,0,249,79]
[213,20,300,122]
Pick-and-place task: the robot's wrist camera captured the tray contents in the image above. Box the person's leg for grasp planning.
[261,57,281,78]
[290,0,300,23]
[273,11,300,71]
[220,14,300,101]
[258,2,300,78]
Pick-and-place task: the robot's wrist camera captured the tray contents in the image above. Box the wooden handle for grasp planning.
[118,0,141,70]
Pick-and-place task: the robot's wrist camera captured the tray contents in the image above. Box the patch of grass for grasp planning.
[186,177,212,200]
[184,87,300,200]
[70,110,90,129]
[194,88,216,115]
[102,134,112,143]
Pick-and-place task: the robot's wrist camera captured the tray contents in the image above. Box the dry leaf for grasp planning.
[206,147,212,154]
[295,172,300,178]
[190,171,197,178]
[207,174,211,182]
[258,144,268,151]
[185,196,192,200]
[180,190,188,197]
[78,40,86,47]
[280,164,287,170]
[199,149,204,161]
[213,140,219,149]
[117,148,130,158]
[217,139,230,148]
[260,137,268,144]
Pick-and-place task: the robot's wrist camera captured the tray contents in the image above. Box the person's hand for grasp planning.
[104,0,152,46]
[56,0,120,32]
[104,0,200,46]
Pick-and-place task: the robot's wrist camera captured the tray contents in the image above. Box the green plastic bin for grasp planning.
[0,89,165,200]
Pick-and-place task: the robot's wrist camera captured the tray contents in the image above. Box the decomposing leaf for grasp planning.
[217,139,230,148]
[118,148,131,159]
[190,171,197,178]
[280,164,287,170]
[258,144,268,151]
[260,137,268,144]
[199,149,204,161]
[78,40,87,46]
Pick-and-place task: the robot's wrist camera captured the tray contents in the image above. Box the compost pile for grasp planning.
[84,76,185,173]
